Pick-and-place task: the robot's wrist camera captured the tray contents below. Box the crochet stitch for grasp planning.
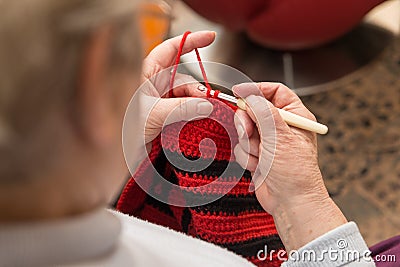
[117,98,285,266]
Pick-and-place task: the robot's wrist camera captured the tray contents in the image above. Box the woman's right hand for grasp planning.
[232,82,347,251]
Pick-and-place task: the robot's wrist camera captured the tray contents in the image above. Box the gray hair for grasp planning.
[0,0,144,180]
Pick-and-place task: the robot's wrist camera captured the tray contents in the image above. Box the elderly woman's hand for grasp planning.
[233,82,347,251]
[140,31,216,144]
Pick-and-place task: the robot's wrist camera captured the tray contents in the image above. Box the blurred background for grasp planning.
[141,0,400,245]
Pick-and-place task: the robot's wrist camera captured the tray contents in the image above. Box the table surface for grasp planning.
[301,36,400,245]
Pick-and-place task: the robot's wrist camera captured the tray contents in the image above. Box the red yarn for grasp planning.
[213,89,220,99]
[169,31,215,98]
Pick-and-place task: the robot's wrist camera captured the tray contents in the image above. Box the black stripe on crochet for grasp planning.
[145,195,175,217]
[181,208,192,233]
[164,187,263,212]
[218,235,285,258]
[191,193,265,215]
[164,150,252,180]
[154,149,178,184]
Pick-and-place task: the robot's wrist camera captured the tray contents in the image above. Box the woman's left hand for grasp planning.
[140,31,216,144]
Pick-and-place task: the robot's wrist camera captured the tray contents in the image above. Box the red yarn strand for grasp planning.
[169,31,214,98]
[169,31,190,98]
[194,48,212,93]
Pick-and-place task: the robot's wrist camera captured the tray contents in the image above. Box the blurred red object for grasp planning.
[183,0,386,50]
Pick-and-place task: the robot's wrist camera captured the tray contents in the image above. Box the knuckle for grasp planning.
[177,99,188,120]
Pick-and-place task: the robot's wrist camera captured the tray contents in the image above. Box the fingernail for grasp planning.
[197,101,213,115]
[246,95,261,106]
[232,83,260,98]
[232,83,245,91]
[237,124,245,139]
[197,85,207,93]
[231,84,245,95]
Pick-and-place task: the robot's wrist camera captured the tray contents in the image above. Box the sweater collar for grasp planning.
[0,208,121,267]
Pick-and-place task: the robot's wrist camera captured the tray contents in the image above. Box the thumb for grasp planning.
[153,97,214,127]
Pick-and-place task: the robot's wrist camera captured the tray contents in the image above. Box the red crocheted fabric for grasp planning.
[117,98,285,266]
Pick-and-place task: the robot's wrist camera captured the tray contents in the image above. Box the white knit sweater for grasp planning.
[0,209,374,266]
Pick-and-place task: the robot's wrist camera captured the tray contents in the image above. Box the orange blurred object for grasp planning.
[138,1,172,55]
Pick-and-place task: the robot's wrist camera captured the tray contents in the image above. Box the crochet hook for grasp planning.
[197,85,328,135]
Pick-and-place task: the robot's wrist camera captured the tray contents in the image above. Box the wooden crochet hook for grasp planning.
[198,85,328,135]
